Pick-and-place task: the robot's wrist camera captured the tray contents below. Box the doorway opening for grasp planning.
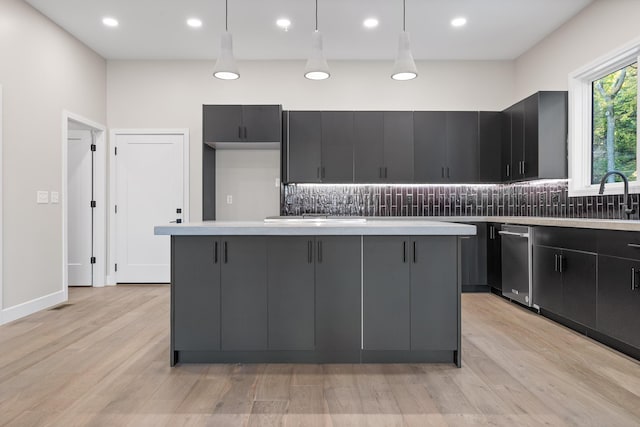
[63,112,107,291]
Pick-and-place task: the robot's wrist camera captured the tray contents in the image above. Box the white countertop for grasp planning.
[154,220,477,236]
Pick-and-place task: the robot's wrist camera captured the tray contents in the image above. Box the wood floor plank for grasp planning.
[1,287,640,427]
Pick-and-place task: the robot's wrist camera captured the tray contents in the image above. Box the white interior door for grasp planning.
[68,130,93,286]
[116,133,184,283]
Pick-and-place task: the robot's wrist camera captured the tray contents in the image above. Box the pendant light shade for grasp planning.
[214,32,239,80]
[391,31,417,81]
[305,31,330,80]
[213,0,239,80]
[391,0,418,81]
[305,0,330,80]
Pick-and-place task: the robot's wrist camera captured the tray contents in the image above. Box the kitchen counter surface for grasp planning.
[154,219,476,236]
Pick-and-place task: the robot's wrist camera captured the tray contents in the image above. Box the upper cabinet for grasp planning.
[203,105,282,144]
[479,112,503,183]
[502,91,568,181]
[414,111,478,183]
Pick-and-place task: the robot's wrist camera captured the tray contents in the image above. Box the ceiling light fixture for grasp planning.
[213,0,240,80]
[187,18,203,28]
[102,17,119,27]
[391,0,418,80]
[363,18,379,29]
[451,17,467,27]
[276,18,291,31]
[304,0,330,80]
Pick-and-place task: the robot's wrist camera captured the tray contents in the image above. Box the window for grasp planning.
[568,39,640,196]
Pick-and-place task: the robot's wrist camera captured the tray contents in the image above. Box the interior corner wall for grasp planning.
[0,0,106,312]
[514,0,640,102]
[106,59,515,221]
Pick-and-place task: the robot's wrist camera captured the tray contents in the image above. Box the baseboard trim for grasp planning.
[1,290,66,325]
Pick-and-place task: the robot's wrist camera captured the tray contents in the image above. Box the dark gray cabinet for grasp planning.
[315,236,362,359]
[459,223,487,290]
[287,111,322,183]
[383,112,414,182]
[414,112,478,183]
[203,105,281,143]
[172,236,221,351]
[597,255,640,348]
[486,223,502,291]
[267,237,315,351]
[479,112,503,183]
[220,237,268,351]
[533,245,563,314]
[363,236,459,351]
[502,92,567,181]
[321,112,354,182]
[354,112,384,182]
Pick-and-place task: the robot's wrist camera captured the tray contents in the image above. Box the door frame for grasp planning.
[63,111,107,293]
[108,129,190,285]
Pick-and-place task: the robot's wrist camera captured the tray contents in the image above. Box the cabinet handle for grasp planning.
[633,268,638,290]
[554,254,558,272]
[506,164,510,177]
[413,241,417,263]
[318,240,323,263]
[224,241,228,264]
[559,254,564,273]
[403,241,407,263]
[447,167,450,178]
[321,167,325,179]
[317,167,321,179]
[214,241,218,264]
[308,240,312,264]
[627,243,640,249]
[441,167,445,178]
[522,161,526,175]
[379,167,383,178]
[384,167,388,178]
[238,126,242,139]
[243,126,248,139]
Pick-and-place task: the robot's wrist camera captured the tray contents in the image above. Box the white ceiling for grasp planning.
[25,0,594,61]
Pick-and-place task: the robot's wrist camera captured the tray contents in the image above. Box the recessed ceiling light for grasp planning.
[363,18,379,28]
[102,17,119,27]
[187,18,202,28]
[276,18,291,31]
[451,17,467,27]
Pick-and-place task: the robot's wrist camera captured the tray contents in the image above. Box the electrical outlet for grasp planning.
[36,190,49,204]
[226,195,233,204]
[275,178,280,187]
[50,191,59,204]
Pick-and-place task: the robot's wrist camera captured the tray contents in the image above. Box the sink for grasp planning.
[264,216,367,224]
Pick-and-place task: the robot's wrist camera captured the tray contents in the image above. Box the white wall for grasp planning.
[107,59,514,220]
[0,0,106,313]
[515,0,640,101]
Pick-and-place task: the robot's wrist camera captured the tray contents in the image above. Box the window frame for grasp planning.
[568,38,640,197]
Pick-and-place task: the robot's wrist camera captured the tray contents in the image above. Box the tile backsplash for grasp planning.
[282,180,640,219]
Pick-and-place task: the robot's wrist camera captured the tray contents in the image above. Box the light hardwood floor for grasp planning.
[1,286,640,426]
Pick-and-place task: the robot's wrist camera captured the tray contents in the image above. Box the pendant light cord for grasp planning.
[403,0,406,31]
[225,0,229,31]
[315,0,318,31]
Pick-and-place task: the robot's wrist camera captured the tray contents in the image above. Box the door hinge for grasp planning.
[115,205,118,214]
[90,144,96,152]
[90,200,96,208]
[90,257,96,264]
[114,147,118,156]
[115,263,118,272]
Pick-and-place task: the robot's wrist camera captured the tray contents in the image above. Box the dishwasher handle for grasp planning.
[498,230,529,238]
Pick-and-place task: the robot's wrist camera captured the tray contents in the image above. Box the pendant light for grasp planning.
[213,0,239,80]
[391,0,418,81]
[304,0,330,80]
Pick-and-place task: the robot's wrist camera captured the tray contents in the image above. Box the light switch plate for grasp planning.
[37,190,49,204]
[50,191,59,204]
[226,195,233,204]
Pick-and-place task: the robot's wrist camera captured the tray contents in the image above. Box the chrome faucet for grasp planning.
[598,171,635,219]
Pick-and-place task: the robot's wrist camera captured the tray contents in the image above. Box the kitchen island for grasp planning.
[155,219,476,367]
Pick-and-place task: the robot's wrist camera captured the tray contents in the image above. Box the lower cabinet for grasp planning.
[486,223,502,291]
[597,255,640,348]
[363,236,458,351]
[533,245,596,328]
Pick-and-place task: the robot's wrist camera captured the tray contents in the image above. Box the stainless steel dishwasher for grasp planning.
[499,225,533,307]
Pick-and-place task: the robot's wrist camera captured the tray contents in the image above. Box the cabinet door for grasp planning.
[267,237,315,350]
[220,237,268,350]
[500,109,512,181]
[486,224,502,291]
[354,112,384,182]
[523,94,539,179]
[597,255,640,348]
[316,236,362,359]
[384,111,414,182]
[459,223,487,287]
[414,111,447,183]
[511,102,525,179]
[446,112,479,183]
[363,236,411,350]
[203,105,243,142]
[321,111,354,182]
[410,236,458,350]
[561,250,596,328]
[173,236,221,351]
[479,112,502,183]
[532,246,562,314]
[242,105,281,142]
[287,111,322,183]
